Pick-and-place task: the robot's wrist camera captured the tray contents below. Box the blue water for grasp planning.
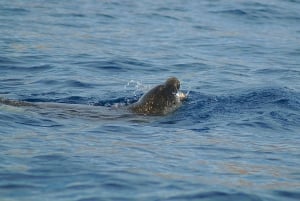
[1,0,300,200]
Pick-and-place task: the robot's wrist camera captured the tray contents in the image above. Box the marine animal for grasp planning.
[129,77,187,115]
[0,77,187,116]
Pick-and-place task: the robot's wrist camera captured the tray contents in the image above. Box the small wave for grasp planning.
[0,183,39,190]
[159,87,300,131]
[0,63,53,72]
[50,13,86,18]
[64,80,94,88]
[95,13,116,19]
[0,56,23,65]
[32,154,68,161]
[211,6,281,22]
[193,25,215,31]
[74,59,139,72]
[156,6,186,12]
[218,9,248,16]
[255,68,300,75]
[274,190,300,200]
[167,191,262,201]
[149,13,180,21]
[0,7,30,16]
[199,88,300,113]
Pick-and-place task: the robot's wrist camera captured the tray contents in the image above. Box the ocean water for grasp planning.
[1,0,300,200]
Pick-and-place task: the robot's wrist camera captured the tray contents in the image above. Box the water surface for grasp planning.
[1,0,300,200]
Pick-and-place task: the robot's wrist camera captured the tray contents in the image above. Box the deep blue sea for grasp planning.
[1,0,300,200]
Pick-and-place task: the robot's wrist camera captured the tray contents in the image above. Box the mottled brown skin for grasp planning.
[0,97,35,107]
[129,77,185,115]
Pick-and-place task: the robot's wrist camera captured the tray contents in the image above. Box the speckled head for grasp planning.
[165,77,180,94]
[129,77,186,115]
